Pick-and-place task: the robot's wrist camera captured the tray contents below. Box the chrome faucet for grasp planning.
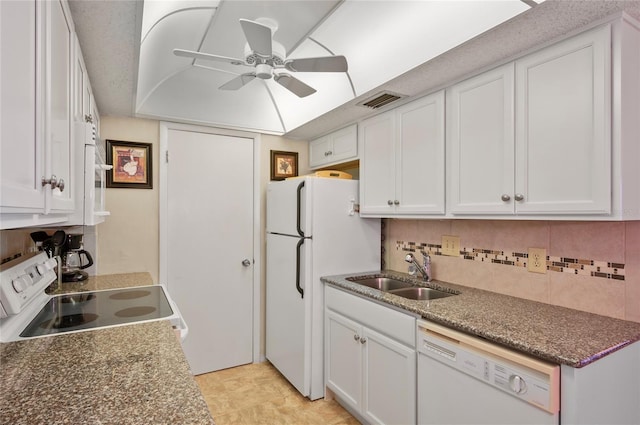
[404,251,431,282]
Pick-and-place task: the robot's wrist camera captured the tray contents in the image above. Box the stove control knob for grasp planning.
[12,276,28,293]
[44,258,58,270]
[36,263,47,275]
[509,374,527,394]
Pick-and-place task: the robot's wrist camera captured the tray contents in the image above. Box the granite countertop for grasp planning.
[321,270,640,368]
[1,273,214,425]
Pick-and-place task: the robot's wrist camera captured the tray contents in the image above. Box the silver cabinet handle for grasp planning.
[387,200,393,206]
[514,193,524,202]
[501,194,511,202]
[42,175,57,188]
[241,259,251,267]
[42,175,64,192]
[360,337,367,344]
[394,200,399,205]
[353,334,360,342]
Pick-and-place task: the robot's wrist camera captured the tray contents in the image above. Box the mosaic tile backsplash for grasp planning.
[397,241,625,281]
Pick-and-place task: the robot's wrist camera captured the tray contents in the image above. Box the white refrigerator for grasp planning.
[266,177,381,400]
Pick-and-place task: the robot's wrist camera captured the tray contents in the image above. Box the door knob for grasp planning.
[241,259,251,267]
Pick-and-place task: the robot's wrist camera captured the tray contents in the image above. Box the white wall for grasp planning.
[97,116,160,282]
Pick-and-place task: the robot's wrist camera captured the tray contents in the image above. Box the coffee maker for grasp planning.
[33,230,94,283]
[60,233,94,282]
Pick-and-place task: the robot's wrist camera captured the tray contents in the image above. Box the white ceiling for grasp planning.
[68,0,640,140]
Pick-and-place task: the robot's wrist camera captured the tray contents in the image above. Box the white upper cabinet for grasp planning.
[309,124,358,169]
[1,0,83,229]
[46,0,74,213]
[446,22,634,219]
[0,0,45,214]
[360,91,445,217]
[515,24,611,214]
[447,63,515,214]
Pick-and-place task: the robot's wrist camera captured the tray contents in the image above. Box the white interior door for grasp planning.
[161,125,256,375]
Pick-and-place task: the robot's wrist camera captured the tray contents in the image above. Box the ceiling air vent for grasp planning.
[358,92,405,109]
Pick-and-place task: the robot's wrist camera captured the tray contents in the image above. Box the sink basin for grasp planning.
[387,287,454,300]
[347,277,412,291]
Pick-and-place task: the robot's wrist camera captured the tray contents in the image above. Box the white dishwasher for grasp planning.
[417,320,560,425]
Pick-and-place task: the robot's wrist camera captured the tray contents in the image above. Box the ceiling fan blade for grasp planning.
[219,73,256,91]
[284,56,348,73]
[274,73,316,98]
[239,19,272,57]
[173,49,246,66]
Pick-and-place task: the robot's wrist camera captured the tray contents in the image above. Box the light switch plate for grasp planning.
[528,248,547,274]
[442,235,460,257]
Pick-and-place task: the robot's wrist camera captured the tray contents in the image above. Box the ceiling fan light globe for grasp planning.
[256,63,273,80]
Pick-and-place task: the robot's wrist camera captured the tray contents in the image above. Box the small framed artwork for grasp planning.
[270,150,298,181]
[106,140,153,189]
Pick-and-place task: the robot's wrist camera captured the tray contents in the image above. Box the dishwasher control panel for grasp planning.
[417,320,559,414]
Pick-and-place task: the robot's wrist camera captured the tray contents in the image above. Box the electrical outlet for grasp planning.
[528,248,547,274]
[441,235,460,257]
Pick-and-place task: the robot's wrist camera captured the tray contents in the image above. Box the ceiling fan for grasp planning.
[173,18,348,98]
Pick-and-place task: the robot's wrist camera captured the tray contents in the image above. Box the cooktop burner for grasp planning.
[39,313,99,329]
[19,286,174,338]
[115,306,157,317]
[109,289,151,300]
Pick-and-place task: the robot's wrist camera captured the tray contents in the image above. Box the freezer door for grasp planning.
[266,178,312,236]
[265,232,312,397]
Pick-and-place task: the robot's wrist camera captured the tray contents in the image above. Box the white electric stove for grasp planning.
[0,252,187,343]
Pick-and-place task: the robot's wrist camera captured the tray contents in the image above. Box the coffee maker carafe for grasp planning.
[61,233,94,283]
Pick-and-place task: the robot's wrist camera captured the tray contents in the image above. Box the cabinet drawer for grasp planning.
[326,286,416,347]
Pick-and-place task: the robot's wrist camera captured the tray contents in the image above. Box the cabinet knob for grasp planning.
[241,259,251,267]
[514,193,524,202]
[501,194,511,202]
[360,337,367,344]
[387,200,393,206]
[57,178,65,192]
[353,334,360,342]
[394,200,399,205]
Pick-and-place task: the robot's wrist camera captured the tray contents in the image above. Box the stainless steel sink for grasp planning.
[387,287,454,300]
[347,277,412,291]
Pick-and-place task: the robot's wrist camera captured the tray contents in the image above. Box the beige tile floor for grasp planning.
[194,362,360,425]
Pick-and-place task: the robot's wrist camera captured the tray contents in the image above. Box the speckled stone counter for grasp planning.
[321,270,640,368]
[1,273,214,425]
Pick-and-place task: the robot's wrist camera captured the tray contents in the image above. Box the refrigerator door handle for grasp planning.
[295,238,305,298]
[296,181,305,238]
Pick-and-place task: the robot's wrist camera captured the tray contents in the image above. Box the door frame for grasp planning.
[159,121,262,363]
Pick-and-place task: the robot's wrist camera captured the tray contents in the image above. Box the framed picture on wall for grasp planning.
[270,150,298,181]
[106,140,153,189]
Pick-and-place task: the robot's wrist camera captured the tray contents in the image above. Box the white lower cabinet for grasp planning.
[325,286,416,425]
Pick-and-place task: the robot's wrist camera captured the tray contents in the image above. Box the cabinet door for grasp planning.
[326,310,363,412]
[46,0,74,212]
[329,124,357,164]
[515,24,611,214]
[309,135,331,168]
[73,35,93,123]
[0,0,45,213]
[359,111,395,214]
[362,327,416,425]
[447,63,515,214]
[395,91,445,214]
